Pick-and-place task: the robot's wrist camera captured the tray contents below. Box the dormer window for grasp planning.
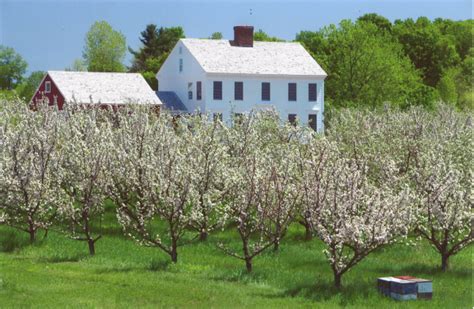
[179,59,183,72]
[45,81,51,93]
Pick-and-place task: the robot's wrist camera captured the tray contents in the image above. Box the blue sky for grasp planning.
[1,0,472,73]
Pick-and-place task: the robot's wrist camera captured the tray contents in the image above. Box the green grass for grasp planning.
[0,213,472,308]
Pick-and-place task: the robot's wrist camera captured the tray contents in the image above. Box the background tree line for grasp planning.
[1,14,472,110]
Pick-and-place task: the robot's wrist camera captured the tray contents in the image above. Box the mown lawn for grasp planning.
[0,211,472,308]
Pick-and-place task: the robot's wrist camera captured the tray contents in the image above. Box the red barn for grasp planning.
[30,71,162,109]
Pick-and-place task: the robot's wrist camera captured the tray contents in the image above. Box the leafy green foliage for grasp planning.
[357,13,392,32]
[65,59,87,72]
[297,20,425,109]
[0,45,27,90]
[209,32,223,40]
[297,16,473,110]
[129,24,184,90]
[15,71,45,101]
[393,17,460,87]
[253,29,284,42]
[83,21,127,72]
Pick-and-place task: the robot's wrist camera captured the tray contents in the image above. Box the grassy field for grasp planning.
[0,208,472,308]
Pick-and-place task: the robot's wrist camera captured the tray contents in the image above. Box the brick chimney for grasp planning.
[232,26,254,47]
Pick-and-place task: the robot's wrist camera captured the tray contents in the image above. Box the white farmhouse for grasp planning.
[157,26,327,131]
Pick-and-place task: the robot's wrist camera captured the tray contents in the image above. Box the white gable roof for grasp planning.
[48,71,162,105]
[180,39,327,77]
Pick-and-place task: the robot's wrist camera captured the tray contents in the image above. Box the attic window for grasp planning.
[179,46,183,54]
[45,81,51,93]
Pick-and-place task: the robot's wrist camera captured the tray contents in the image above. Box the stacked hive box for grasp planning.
[377,276,433,301]
[377,277,393,296]
[390,278,417,300]
[407,278,433,299]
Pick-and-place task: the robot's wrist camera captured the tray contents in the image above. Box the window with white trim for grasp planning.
[45,81,51,93]
[179,59,183,72]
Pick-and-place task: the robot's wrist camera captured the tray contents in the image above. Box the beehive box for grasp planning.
[390,292,417,301]
[377,276,433,301]
[377,277,394,296]
[408,278,433,299]
[390,278,418,297]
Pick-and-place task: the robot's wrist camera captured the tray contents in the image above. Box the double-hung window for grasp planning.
[213,81,222,100]
[261,82,270,101]
[234,82,243,100]
[308,83,317,102]
[196,81,202,100]
[288,83,297,101]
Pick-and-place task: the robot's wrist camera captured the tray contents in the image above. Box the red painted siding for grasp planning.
[31,74,65,110]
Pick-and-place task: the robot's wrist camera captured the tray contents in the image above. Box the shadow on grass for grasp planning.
[273,278,376,305]
[40,252,88,263]
[148,258,171,272]
[95,266,138,274]
[211,268,268,285]
[0,230,32,253]
[373,263,472,279]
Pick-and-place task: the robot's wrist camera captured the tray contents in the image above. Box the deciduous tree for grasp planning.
[83,21,127,72]
[0,45,27,90]
[58,107,113,255]
[411,107,473,271]
[109,109,195,262]
[0,102,64,242]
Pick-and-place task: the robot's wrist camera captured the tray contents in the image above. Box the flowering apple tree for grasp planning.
[411,109,473,271]
[217,112,288,271]
[57,107,112,255]
[108,109,196,263]
[304,142,412,288]
[184,116,229,241]
[0,102,65,242]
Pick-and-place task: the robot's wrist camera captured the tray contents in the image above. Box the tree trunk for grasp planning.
[199,196,208,241]
[199,230,208,241]
[28,224,36,243]
[441,254,449,272]
[304,223,312,241]
[334,272,342,289]
[242,237,252,272]
[29,229,36,243]
[273,240,280,252]
[87,239,95,256]
[170,238,178,263]
[245,257,253,273]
